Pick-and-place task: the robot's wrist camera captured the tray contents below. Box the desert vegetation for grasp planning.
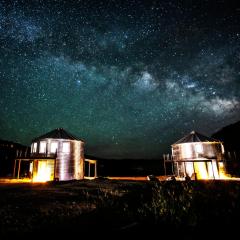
[0,179,239,238]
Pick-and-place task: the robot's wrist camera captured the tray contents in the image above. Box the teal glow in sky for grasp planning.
[0,0,240,158]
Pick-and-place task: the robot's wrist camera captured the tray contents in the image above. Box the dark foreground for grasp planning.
[0,179,240,239]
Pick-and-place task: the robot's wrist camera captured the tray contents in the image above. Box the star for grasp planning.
[0,0,239,159]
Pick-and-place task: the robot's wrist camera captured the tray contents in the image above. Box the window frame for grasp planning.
[50,141,58,154]
[62,142,70,153]
[32,142,37,153]
[39,141,47,153]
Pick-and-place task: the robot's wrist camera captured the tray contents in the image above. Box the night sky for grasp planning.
[0,0,240,159]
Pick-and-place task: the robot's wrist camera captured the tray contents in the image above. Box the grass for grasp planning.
[0,179,240,238]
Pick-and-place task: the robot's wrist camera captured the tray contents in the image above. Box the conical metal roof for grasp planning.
[32,128,84,142]
[172,131,220,145]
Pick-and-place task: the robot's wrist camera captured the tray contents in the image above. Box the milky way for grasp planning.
[0,0,240,158]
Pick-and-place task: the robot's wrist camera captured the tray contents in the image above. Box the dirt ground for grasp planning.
[0,179,148,236]
[0,179,240,239]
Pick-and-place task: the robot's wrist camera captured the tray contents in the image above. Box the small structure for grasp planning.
[1,139,30,178]
[14,128,85,182]
[84,158,97,179]
[169,131,226,180]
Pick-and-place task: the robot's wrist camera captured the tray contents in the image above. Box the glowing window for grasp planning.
[39,141,46,153]
[182,144,192,158]
[62,142,70,153]
[50,142,58,153]
[32,142,37,153]
[195,144,203,154]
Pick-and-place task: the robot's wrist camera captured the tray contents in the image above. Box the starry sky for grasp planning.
[0,0,240,159]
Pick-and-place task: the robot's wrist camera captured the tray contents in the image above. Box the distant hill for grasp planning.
[212,120,240,176]
[85,155,164,176]
[0,138,28,148]
[212,120,240,152]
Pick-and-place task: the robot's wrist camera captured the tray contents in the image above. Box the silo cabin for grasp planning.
[29,128,84,182]
[172,131,227,180]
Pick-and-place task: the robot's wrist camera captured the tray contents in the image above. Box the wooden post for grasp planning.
[13,159,17,178]
[88,162,91,177]
[31,161,35,181]
[177,162,180,177]
[163,155,166,176]
[45,143,48,157]
[192,161,197,180]
[25,147,28,157]
[183,161,187,177]
[53,158,57,180]
[211,160,215,180]
[95,161,97,178]
[171,155,174,175]
[17,159,21,179]
[216,158,220,177]
[53,149,57,180]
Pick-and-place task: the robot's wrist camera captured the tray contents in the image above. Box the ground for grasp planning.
[0,178,240,239]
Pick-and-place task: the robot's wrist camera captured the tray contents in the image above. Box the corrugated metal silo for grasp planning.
[30,128,84,181]
[171,131,226,179]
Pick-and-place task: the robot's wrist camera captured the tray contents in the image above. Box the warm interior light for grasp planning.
[218,162,232,179]
[39,141,46,153]
[32,161,53,182]
[62,142,70,153]
[31,142,37,153]
[194,162,209,179]
[195,143,203,153]
[29,162,33,174]
[207,162,214,178]
[50,141,58,153]
[212,161,220,179]
[184,160,231,180]
[185,162,194,177]
[182,144,192,158]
